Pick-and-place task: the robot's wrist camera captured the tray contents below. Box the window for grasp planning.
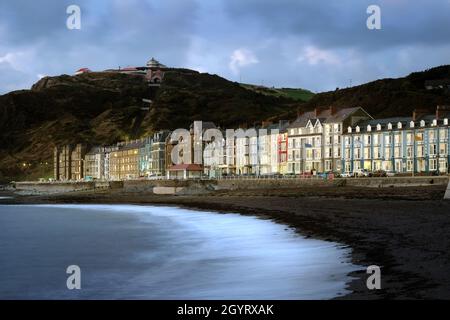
[405,133,411,144]
[367,125,372,132]
[385,135,392,145]
[410,121,415,128]
[430,159,437,171]
[373,134,379,145]
[439,159,448,173]
[385,147,391,159]
[406,160,413,172]
[440,129,448,140]
[397,122,402,129]
[377,124,381,131]
[374,147,380,159]
[430,144,437,155]
[440,143,447,155]
[417,145,424,157]
[407,146,413,158]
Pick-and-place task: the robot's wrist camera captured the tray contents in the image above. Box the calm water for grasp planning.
[0,204,361,299]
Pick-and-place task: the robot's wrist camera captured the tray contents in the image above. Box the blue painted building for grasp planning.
[342,107,450,175]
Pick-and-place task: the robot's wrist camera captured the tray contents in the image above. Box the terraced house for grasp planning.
[109,140,144,180]
[287,107,371,174]
[343,106,450,174]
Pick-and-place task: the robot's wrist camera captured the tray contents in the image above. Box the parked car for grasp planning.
[340,172,352,178]
[354,169,371,177]
[385,170,396,177]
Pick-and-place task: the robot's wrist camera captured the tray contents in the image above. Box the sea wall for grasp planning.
[14,181,95,195]
[216,178,332,190]
[12,176,449,195]
[343,176,449,188]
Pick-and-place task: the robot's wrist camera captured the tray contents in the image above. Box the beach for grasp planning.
[1,184,450,299]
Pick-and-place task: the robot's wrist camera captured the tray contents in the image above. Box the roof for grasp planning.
[76,68,91,73]
[168,164,203,171]
[119,140,145,151]
[288,107,363,129]
[120,67,138,71]
[350,112,450,133]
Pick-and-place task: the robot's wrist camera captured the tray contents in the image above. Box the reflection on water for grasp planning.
[0,204,361,299]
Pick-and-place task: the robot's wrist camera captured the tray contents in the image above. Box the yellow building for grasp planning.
[109,140,144,180]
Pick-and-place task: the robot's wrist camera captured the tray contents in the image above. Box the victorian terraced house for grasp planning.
[287,107,371,174]
[343,106,450,174]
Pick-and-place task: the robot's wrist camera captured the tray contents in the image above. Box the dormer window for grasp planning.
[420,120,425,127]
[444,118,449,125]
[410,121,415,128]
[376,124,381,131]
[397,122,402,129]
[367,125,372,132]
[356,126,360,133]
[387,123,392,130]
[348,126,352,133]
[432,119,437,126]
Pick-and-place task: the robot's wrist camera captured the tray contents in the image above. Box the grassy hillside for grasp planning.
[240,84,314,102]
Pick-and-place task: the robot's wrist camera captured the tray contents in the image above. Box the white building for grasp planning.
[287,107,372,174]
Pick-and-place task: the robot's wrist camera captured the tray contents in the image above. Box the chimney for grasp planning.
[314,108,320,118]
[329,106,337,115]
[412,109,429,121]
[436,105,450,120]
[279,120,289,127]
[261,120,272,128]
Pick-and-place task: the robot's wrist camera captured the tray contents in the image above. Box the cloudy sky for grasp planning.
[0,0,449,94]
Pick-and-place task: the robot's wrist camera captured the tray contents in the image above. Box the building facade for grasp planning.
[343,107,450,175]
[54,144,88,181]
[287,107,371,174]
[109,140,144,180]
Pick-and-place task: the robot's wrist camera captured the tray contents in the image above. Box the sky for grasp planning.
[0,0,449,94]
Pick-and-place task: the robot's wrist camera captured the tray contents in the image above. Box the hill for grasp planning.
[0,70,297,182]
[273,65,450,121]
[240,84,315,102]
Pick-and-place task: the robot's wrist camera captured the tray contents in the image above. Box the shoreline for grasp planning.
[2,185,450,299]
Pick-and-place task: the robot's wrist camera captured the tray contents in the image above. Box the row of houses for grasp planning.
[53,106,450,181]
